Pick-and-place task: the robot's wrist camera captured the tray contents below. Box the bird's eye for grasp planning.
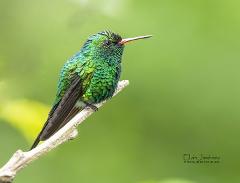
[104,40,111,46]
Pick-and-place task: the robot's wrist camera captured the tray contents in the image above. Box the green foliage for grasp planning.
[140,179,195,183]
[0,99,49,142]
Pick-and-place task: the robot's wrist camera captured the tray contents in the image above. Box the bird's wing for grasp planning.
[31,65,93,149]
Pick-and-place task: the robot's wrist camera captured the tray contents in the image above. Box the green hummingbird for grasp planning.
[31,31,151,149]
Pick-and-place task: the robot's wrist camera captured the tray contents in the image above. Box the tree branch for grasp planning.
[0,80,129,183]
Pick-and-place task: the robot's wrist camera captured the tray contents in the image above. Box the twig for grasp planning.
[0,80,129,183]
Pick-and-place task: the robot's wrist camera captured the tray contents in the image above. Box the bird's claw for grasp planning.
[86,103,98,112]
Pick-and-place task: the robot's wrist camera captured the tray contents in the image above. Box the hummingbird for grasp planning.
[31,31,152,149]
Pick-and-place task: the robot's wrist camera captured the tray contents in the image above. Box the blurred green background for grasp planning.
[0,0,240,182]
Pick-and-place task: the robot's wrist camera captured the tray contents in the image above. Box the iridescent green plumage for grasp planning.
[56,31,123,104]
[31,31,151,149]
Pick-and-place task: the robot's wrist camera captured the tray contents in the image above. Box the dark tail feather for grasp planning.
[30,133,41,150]
[30,106,82,150]
[30,76,83,150]
[58,107,81,129]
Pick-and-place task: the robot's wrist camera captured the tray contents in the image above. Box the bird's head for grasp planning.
[81,31,152,64]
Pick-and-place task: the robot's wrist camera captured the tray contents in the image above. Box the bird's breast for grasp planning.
[82,65,121,103]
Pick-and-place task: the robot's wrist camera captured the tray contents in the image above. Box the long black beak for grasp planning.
[119,35,152,45]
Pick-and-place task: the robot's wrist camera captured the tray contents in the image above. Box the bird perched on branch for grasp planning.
[31,31,152,149]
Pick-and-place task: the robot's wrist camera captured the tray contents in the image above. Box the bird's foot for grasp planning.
[85,103,98,112]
